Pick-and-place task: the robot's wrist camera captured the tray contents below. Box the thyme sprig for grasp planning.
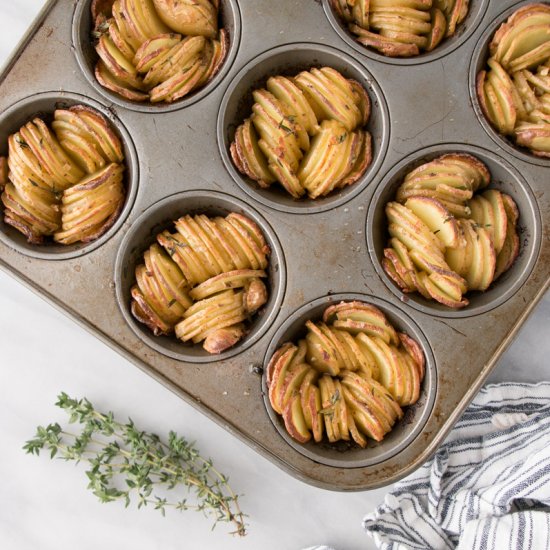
[23,393,247,536]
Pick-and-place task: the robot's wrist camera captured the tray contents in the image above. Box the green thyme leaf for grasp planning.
[24,393,247,536]
[278,121,293,134]
[15,136,29,149]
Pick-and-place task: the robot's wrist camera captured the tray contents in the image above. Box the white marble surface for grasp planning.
[0,2,549,549]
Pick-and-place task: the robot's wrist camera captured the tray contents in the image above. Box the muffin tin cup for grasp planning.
[262,293,436,468]
[322,0,490,66]
[72,0,242,113]
[367,143,542,318]
[114,190,287,363]
[469,1,550,167]
[217,42,390,215]
[0,91,139,260]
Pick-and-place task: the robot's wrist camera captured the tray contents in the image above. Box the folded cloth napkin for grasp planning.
[363,382,550,550]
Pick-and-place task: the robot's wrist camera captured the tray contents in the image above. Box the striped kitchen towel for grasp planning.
[363,382,550,550]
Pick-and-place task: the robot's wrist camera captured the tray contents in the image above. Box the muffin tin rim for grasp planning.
[71,0,243,114]
[113,188,287,363]
[216,40,391,215]
[261,292,437,469]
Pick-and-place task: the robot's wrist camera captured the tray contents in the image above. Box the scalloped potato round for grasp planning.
[266,301,425,446]
[130,212,271,354]
[1,107,126,245]
[230,67,373,200]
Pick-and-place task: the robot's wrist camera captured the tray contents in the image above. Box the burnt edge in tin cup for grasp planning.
[72,0,241,114]
[469,1,550,167]
[322,0,489,66]
[217,42,390,215]
[114,190,287,363]
[0,91,138,261]
[367,143,542,319]
[262,293,436,469]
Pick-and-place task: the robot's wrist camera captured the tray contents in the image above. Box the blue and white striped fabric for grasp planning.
[363,382,550,550]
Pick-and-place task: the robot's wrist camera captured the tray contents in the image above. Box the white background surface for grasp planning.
[0,2,549,549]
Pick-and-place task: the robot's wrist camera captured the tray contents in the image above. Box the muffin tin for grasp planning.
[0,0,548,490]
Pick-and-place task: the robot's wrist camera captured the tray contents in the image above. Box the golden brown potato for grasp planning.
[382,154,520,308]
[230,67,373,200]
[152,0,217,38]
[91,0,227,103]
[1,108,127,245]
[130,213,271,353]
[333,0,470,58]
[478,4,550,156]
[53,163,125,245]
[266,301,424,447]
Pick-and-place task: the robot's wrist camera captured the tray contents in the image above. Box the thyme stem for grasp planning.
[23,393,247,536]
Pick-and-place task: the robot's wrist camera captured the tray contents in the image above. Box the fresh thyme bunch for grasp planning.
[23,393,246,536]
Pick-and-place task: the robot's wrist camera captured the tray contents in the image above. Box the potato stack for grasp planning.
[477,3,550,157]
[91,0,228,103]
[230,67,372,199]
[331,0,470,57]
[1,106,125,245]
[382,153,520,308]
[267,301,425,446]
[131,212,271,354]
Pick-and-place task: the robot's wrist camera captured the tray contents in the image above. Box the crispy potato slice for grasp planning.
[54,163,125,244]
[350,24,420,57]
[96,34,145,91]
[133,33,181,72]
[494,218,520,280]
[266,343,297,413]
[295,68,362,131]
[405,195,462,248]
[203,324,245,354]
[267,75,319,135]
[95,60,149,102]
[233,119,276,187]
[152,0,218,38]
[189,269,266,300]
[283,393,312,444]
[175,289,246,344]
[306,320,342,376]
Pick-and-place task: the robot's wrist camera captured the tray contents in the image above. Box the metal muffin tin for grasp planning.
[0,0,548,490]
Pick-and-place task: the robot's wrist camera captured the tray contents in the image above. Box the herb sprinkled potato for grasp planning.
[90,0,228,103]
[266,301,425,446]
[477,3,550,157]
[130,212,271,354]
[230,67,373,200]
[1,107,126,245]
[331,0,470,58]
[382,153,520,308]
